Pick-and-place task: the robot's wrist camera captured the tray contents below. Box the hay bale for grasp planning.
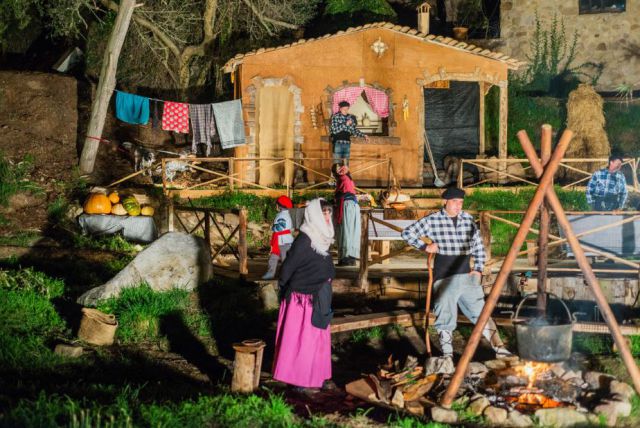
[565,84,610,180]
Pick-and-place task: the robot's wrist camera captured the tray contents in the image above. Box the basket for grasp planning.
[78,308,118,346]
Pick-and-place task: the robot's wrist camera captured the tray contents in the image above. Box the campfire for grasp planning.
[346,355,635,426]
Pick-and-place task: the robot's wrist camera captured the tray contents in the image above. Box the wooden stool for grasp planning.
[231,339,266,393]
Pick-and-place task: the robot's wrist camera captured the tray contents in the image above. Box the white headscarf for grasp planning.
[300,198,334,256]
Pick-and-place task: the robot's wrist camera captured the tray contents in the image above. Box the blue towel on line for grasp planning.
[116,91,150,125]
[212,99,246,149]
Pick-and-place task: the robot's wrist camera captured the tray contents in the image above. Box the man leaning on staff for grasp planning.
[401,187,510,360]
[586,154,628,211]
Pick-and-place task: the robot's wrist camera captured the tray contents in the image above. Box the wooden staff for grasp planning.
[518,132,640,395]
[425,251,435,356]
[440,129,573,407]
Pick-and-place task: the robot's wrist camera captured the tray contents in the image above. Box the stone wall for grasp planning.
[496,0,640,91]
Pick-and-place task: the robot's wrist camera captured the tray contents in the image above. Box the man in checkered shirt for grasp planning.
[586,154,627,211]
[402,187,510,361]
[330,101,369,164]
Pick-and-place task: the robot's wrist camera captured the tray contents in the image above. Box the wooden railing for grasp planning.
[458,157,640,190]
[160,156,394,197]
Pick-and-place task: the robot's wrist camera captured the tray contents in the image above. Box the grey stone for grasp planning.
[534,408,589,427]
[595,399,632,420]
[430,406,458,424]
[468,362,489,375]
[583,371,614,390]
[223,213,239,227]
[468,395,490,416]
[78,232,213,306]
[484,359,507,370]
[256,280,279,310]
[54,344,83,358]
[507,410,533,427]
[609,380,635,401]
[484,406,508,425]
[403,326,427,355]
[425,356,455,375]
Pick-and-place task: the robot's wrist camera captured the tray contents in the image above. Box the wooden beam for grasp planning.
[498,83,508,172]
[479,81,485,155]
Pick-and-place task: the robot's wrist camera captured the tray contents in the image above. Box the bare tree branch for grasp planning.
[241,0,299,34]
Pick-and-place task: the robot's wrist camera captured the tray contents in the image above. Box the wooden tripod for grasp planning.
[439,125,640,407]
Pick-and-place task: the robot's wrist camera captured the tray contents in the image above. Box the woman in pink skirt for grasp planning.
[272,198,336,390]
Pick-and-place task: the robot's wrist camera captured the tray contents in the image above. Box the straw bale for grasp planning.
[564,84,610,180]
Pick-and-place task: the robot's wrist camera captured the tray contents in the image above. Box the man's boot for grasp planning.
[437,329,454,357]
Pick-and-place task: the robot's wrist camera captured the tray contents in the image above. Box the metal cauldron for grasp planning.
[513,293,575,362]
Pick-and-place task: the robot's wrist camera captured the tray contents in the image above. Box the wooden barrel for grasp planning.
[78,308,118,346]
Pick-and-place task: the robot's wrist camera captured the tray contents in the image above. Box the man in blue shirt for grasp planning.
[330,101,369,164]
[586,154,628,211]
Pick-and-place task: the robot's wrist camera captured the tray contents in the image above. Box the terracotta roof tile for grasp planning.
[223,22,526,72]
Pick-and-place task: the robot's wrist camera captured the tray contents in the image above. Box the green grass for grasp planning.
[0,230,42,246]
[0,389,300,428]
[0,152,42,206]
[72,234,140,254]
[605,102,640,155]
[0,268,67,370]
[96,284,212,344]
[350,325,386,344]
[47,194,70,224]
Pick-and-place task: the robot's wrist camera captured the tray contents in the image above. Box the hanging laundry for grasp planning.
[189,104,216,156]
[212,100,246,149]
[162,101,190,133]
[151,100,164,129]
[115,91,150,125]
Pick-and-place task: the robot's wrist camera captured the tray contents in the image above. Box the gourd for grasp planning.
[108,192,120,204]
[141,205,155,216]
[83,193,112,215]
[111,203,127,216]
[122,196,141,216]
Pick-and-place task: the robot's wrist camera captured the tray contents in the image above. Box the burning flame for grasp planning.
[521,362,550,388]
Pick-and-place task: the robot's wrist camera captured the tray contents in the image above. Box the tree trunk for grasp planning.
[79,0,136,175]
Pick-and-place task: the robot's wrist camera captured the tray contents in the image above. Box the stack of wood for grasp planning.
[346,355,439,416]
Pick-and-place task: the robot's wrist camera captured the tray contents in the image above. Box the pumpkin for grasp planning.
[108,192,120,204]
[83,193,112,214]
[141,205,155,216]
[111,203,127,216]
[122,196,141,216]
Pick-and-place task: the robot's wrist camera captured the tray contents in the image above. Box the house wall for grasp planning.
[235,28,509,186]
[498,0,640,91]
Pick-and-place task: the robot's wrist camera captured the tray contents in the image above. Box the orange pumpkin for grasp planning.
[84,193,112,214]
[108,192,120,204]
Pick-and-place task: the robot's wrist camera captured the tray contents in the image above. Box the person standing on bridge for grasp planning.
[401,187,510,361]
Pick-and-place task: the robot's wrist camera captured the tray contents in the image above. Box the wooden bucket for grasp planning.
[231,339,266,393]
[78,308,118,346]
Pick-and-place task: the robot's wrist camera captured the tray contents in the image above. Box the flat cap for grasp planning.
[442,187,465,200]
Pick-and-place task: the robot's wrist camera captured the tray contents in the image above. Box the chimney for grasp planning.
[417,2,431,34]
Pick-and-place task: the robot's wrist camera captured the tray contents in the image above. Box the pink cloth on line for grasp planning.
[162,101,190,133]
[272,292,332,388]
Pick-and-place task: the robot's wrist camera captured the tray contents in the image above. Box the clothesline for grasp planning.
[113,89,216,105]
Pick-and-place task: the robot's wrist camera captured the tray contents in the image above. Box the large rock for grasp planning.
[507,410,533,427]
[430,406,458,424]
[484,406,508,425]
[78,232,212,305]
[534,408,589,427]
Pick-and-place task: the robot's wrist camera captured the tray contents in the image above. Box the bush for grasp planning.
[0,267,65,299]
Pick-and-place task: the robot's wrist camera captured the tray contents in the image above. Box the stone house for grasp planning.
[495,0,639,92]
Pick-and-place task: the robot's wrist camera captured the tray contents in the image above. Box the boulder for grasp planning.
[534,408,589,427]
[484,406,508,425]
[583,371,614,390]
[609,380,635,401]
[78,232,212,306]
[425,356,455,375]
[468,394,490,416]
[54,344,83,358]
[430,406,458,424]
[484,359,507,370]
[594,399,632,423]
[507,410,533,427]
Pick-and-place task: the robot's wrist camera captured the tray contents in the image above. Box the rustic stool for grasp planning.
[231,339,266,393]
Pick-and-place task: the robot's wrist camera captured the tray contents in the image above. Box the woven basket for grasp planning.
[78,308,118,346]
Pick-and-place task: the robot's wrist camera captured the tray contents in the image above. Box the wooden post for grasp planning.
[168,198,175,232]
[479,211,491,266]
[519,132,640,396]
[238,208,248,276]
[498,83,508,177]
[458,159,464,188]
[228,159,235,191]
[161,159,168,195]
[231,340,266,393]
[479,81,485,155]
[537,124,552,314]
[79,0,136,174]
[440,130,572,407]
[357,210,370,293]
[204,211,212,254]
